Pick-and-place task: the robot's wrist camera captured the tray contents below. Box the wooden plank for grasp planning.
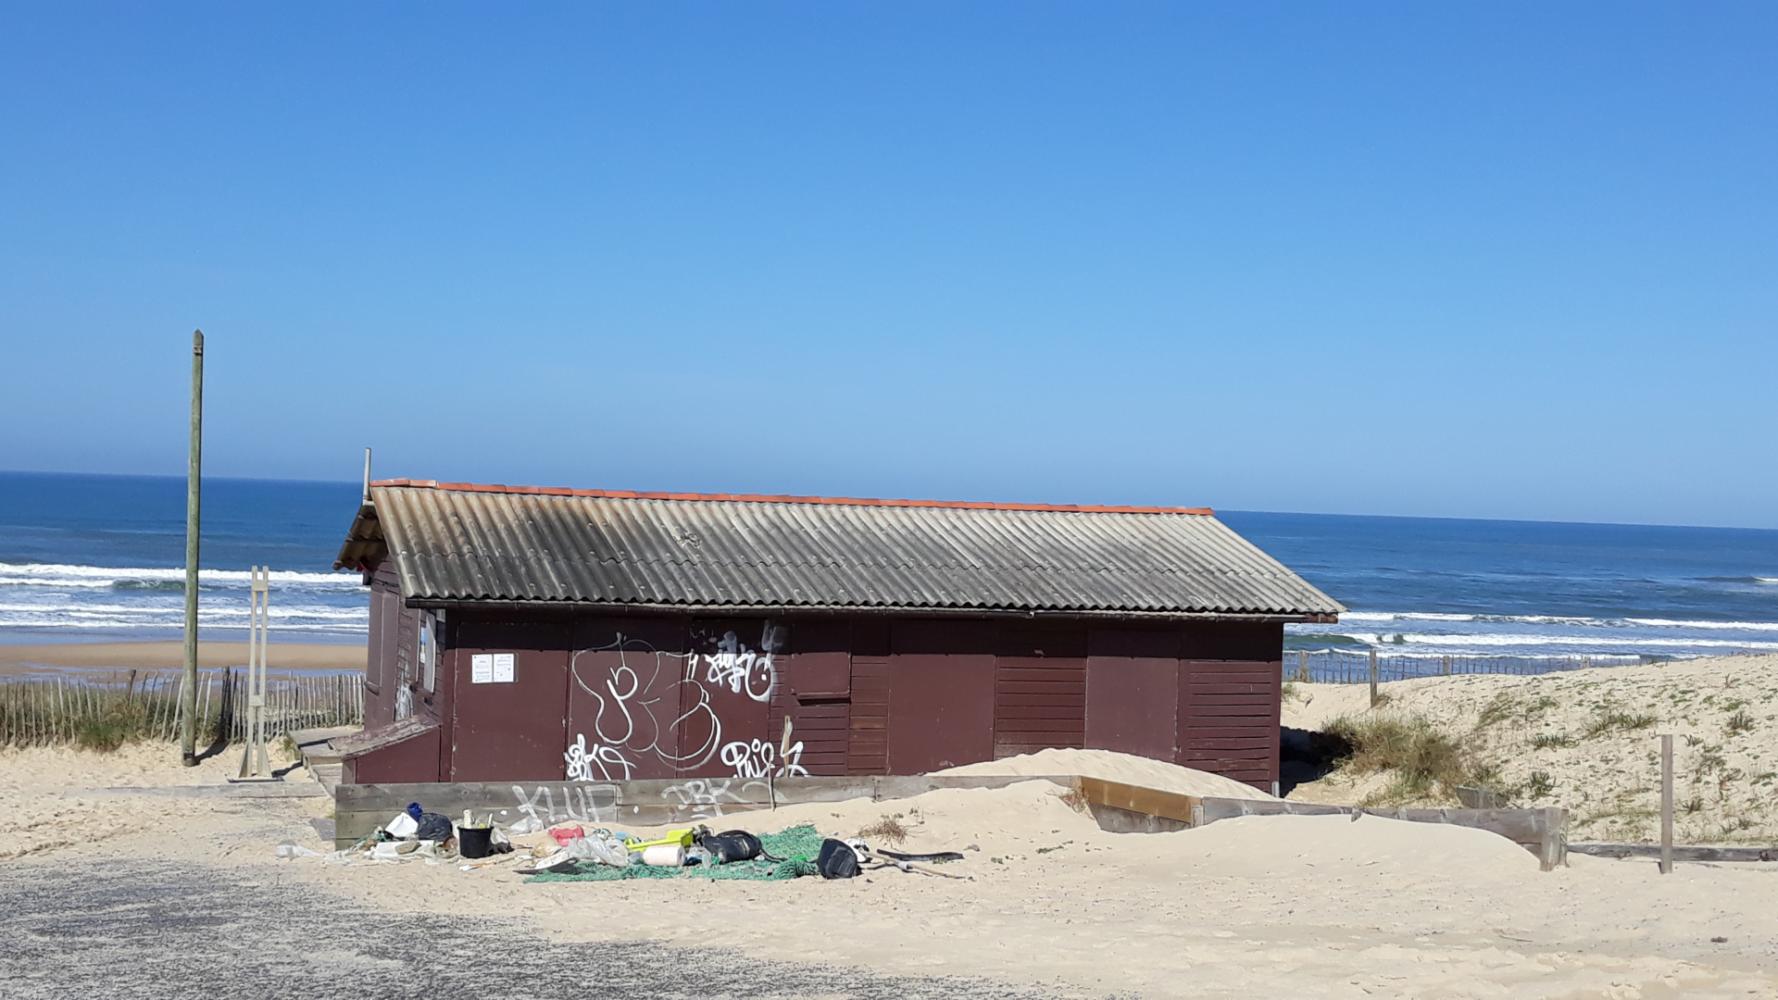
[783,716,849,731]
[1187,672,1279,685]
[1180,729,1280,743]
[1077,776,1201,825]
[996,705,1090,719]
[995,739,1083,750]
[995,693,1091,707]
[994,731,1085,743]
[1183,682,1272,695]
[995,667,1088,681]
[994,679,1083,692]
[1191,798,1568,870]
[994,737,1083,749]
[1188,692,1275,704]
[1569,843,1778,863]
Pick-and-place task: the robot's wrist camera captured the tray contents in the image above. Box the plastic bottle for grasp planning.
[640,844,686,867]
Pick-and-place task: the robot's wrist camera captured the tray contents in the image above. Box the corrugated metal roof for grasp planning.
[337,482,1343,620]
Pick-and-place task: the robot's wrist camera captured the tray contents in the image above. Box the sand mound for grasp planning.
[937,747,1276,801]
[612,778,1098,851]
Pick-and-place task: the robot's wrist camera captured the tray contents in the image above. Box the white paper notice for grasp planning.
[471,654,493,684]
[493,653,515,683]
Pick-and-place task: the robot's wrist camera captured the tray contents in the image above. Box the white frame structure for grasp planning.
[233,565,275,781]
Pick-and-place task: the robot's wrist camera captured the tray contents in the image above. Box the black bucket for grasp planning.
[459,826,493,859]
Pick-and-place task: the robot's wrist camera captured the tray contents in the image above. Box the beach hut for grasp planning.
[332,480,1341,790]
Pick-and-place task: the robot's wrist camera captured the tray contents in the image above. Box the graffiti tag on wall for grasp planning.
[504,778,772,827]
[564,622,792,781]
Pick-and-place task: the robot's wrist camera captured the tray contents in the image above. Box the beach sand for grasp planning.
[0,640,363,675]
[3,743,1776,996]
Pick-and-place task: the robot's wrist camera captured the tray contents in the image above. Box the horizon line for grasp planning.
[2,466,1774,534]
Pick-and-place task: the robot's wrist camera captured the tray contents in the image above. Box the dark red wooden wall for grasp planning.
[363,561,419,729]
[352,607,1285,790]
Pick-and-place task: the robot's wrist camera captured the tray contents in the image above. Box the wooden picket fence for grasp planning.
[0,669,362,749]
[1283,649,1645,684]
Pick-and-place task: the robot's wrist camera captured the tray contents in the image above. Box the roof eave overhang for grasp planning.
[399,597,1339,625]
[332,500,386,572]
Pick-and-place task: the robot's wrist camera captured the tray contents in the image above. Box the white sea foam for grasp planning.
[0,615,358,632]
[0,562,357,588]
[1625,617,1778,632]
[1340,611,1477,624]
[1333,610,1778,634]
[1320,631,1778,651]
[0,559,367,635]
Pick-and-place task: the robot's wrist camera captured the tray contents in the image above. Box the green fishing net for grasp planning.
[526,823,825,883]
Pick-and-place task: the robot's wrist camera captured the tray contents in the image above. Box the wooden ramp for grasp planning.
[288,725,359,796]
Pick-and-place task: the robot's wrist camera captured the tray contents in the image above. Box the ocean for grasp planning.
[1,471,1775,659]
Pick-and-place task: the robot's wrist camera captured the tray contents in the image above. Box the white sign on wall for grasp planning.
[471,652,516,684]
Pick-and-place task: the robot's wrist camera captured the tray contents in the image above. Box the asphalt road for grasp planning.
[0,860,1087,999]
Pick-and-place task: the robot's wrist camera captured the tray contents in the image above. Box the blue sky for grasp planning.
[2,4,1773,528]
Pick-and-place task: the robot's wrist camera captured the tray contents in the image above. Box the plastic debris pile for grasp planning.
[278,801,967,882]
[526,824,826,883]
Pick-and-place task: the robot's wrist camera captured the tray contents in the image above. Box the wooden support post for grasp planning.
[182,329,204,766]
[1368,649,1380,707]
[1660,733,1674,874]
[1441,655,1452,676]
[234,566,275,781]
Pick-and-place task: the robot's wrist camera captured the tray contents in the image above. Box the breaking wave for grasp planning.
[0,561,366,637]
[0,562,356,591]
[1296,605,1778,658]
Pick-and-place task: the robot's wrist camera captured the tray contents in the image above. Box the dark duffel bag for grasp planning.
[697,829,770,864]
[817,838,861,879]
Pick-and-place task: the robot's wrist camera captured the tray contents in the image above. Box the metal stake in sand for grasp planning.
[182,329,204,767]
[1659,733,1674,874]
[768,716,793,811]
[232,566,277,781]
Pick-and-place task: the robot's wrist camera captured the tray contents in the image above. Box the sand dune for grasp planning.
[1286,653,1778,844]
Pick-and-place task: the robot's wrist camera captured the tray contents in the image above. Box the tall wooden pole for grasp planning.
[1659,733,1674,874]
[182,330,204,766]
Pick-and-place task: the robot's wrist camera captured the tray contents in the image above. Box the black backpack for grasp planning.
[697,829,768,864]
[817,838,862,879]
